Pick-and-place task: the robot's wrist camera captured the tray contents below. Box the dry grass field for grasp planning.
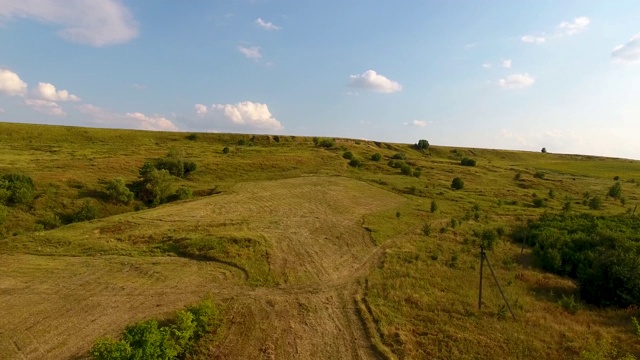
[1,122,640,359]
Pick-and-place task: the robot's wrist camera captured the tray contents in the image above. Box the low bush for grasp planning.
[0,204,8,225]
[392,153,406,160]
[177,187,193,200]
[0,174,36,205]
[371,153,382,161]
[451,177,464,190]
[73,200,99,222]
[222,146,230,154]
[400,164,412,176]
[534,171,545,179]
[342,151,354,160]
[348,158,362,168]
[460,158,476,166]
[313,137,335,148]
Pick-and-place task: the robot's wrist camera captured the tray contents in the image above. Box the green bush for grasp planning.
[177,187,193,200]
[137,169,174,206]
[392,152,406,160]
[105,178,134,204]
[430,200,438,213]
[186,133,198,141]
[532,198,546,208]
[451,177,464,190]
[588,196,603,210]
[348,158,362,168]
[90,299,221,360]
[534,171,545,179]
[413,169,422,178]
[313,138,335,148]
[371,153,382,161]
[422,223,432,236]
[0,174,36,205]
[514,172,521,181]
[38,213,62,230]
[222,146,230,154]
[460,158,476,166]
[387,160,403,169]
[558,294,581,314]
[342,151,354,160]
[609,182,623,199]
[400,163,412,176]
[73,200,99,222]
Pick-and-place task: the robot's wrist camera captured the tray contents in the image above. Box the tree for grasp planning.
[145,169,174,206]
[0,174,36,205]
[105,178,134,204]
[451,177,464,190]
[608,182,622,199]
[415,139,430,150]
[541,147,547,153]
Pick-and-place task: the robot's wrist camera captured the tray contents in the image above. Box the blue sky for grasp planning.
[1,1,640,159]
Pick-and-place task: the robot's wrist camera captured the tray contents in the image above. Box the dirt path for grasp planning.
[0,177,405,359]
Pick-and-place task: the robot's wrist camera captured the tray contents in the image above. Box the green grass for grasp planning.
[1,121,640,359]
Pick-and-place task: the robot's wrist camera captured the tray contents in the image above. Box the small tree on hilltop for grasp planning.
[415,139,430,150]
[541,147,547,153]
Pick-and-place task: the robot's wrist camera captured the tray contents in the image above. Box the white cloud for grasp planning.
[501,59,512,69]
[195,101,283,131]
[0,68,27,96]
[412,120,426,127]
[482,63,492,68]
[611,34,640,65]
[557,16,590,36]
[33,82,80,102]
[521,35,546,44]
[77,104,178,131]
[498,73,535,89]
[24,98,65,116]
[125,112,178,131]
[255,18,280,31]
[237,45,262,59]
[0,0,138,46]
[194,103,208,115]
[348,70,402,93]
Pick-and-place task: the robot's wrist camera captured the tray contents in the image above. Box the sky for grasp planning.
[1,1,640,159]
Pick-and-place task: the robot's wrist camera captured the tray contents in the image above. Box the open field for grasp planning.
[1,122,640,359]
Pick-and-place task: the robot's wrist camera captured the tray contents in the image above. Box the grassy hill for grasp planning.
[1,121,639,359]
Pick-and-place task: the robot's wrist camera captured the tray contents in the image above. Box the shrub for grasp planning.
[476,228,498,250]
[533,171,545,179]
[222,146,230,154]
[348,158,362,168]
[588,196,602,210]
[0,174,36,205]
[387,160,402,169]
[413,169,422,178]
[430,200,438,213]
[422,223,432,236]
[541,147,547,153]
[609,182,623,199]
[186,133,198,141]
[548,189,555,199]
[38,213,62,230]
[532,198,546,208]
[514,172,521,181]
[392,152,406,160]
[562,201,572,213]
[73,200,99,222]
[90,339,132,360]
[371,153,382,161]
[105,178,134,204]
[142,169,174,206]
[558,294,581,314]
[342,151,354,160]
[400,163,412,176]
[451,177,464,190]
[314,138,335,148]
[177,187,193,200]
[460,158,476,166]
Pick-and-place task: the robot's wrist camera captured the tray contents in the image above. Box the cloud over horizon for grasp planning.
[195,101,283,131]
[0,0,139,46]
[348,70,402,93]
[33,82,80,102]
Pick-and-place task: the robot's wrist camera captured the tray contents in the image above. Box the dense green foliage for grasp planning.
[513,213,640,307]
[348,158,362,168]
[106,178,135,204]
[415,139,429,150]
[90,300,221,360]
[0,174,36,205]
[371,153,382,161]
[73,200,100,222]
[312,137,335,148]
[342,151,354,160]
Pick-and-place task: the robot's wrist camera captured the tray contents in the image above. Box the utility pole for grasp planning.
[478,246,516,320]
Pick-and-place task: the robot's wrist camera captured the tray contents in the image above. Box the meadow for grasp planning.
[0,121,639,359]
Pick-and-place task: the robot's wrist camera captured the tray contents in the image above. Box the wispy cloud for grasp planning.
[24,98,65,116]
[348,70,402,93]
[501,59,512,69]
[482,63,492,69]
[611,34,640,65]
[255,18,281,31]
[557,17,590,36]
[0,0,138,46]
[237,45,262,60]
[521,35,546,44]
[498,73,535,89]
